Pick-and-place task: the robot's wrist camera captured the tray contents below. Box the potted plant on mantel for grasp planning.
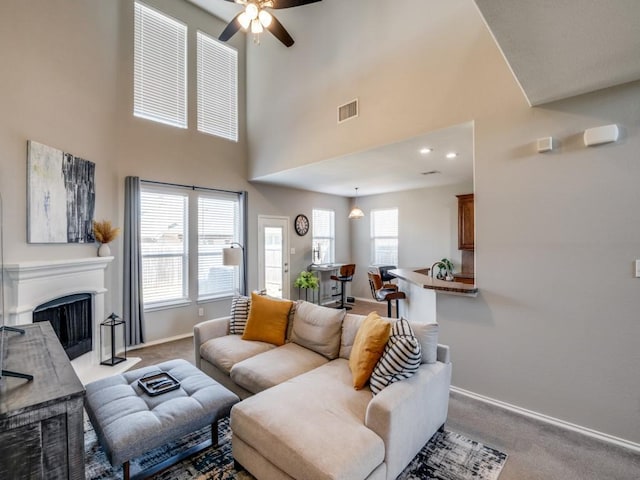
[93,220,121,257]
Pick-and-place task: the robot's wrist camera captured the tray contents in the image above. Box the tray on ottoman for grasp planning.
[84,359,239,480]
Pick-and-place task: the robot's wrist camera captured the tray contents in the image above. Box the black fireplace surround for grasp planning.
[33,293,92,360]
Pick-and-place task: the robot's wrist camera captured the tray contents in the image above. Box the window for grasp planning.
[198,193,241,299]
[140,187,189,306]
[197,31,238,142]
[312,209,335,264]
[134,2,187,128]
[140,183,244,309]
[371,208,398,265]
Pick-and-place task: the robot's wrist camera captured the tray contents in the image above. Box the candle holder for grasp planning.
[100,312,127,366]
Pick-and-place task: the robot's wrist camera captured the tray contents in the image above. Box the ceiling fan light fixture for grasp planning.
[238,11,251,30]
[258,10,273,27]
[245,3,259,20]
[251,18,264,33]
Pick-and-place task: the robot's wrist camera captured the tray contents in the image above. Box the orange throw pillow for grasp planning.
[242,292,293,346]
[349,312,391,390]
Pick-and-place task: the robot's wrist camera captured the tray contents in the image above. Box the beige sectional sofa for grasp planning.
[194,301,452,480]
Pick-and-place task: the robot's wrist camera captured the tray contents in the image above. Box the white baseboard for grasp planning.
[128,332,194,351]
[450,386,640,453]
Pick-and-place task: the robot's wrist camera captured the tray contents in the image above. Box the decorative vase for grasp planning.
[98,243,111,257]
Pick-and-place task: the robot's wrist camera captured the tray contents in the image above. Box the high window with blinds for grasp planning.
[134,2,187,128]
[197,31,238,142]
[198,193,241,299]
[312,209,335,264]
[140,187,189,306]
[371,208,399,265]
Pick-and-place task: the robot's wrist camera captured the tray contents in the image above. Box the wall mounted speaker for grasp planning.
[584,124,619,147]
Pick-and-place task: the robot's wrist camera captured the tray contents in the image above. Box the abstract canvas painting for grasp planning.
[27,141,96,243]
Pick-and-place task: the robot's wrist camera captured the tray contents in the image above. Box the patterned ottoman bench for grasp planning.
[85,359,239,480]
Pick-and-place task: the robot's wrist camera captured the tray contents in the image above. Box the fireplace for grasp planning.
[33,293,93,360]
[3,257,113,369]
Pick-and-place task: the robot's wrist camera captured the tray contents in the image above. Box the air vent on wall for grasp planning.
[338,99,358,124]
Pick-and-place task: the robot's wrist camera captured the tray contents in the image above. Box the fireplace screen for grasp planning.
[33,293,92,360]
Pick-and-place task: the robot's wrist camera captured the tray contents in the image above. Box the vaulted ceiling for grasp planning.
[186,0,640,195]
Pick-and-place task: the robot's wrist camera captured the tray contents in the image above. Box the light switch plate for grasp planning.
[636,260,640,278]
[290,247,296,255]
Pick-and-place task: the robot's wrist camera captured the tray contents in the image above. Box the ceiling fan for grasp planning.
[219,0,321,47]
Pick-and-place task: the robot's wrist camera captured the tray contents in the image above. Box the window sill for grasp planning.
[144,299,192,313]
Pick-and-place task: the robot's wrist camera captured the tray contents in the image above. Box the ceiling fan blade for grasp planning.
[271,0,322,9]
[266,15,295,47]
[219,12,244,42]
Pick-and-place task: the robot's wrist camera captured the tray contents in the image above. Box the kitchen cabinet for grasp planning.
[457,193,474,251]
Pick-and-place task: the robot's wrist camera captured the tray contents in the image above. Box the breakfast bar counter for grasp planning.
[388,268,477,323]
[389,268,478,296]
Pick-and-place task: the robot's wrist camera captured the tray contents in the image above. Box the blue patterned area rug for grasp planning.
[85,417,507,480]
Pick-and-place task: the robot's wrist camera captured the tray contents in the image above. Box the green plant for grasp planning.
[435,258,454,279]
[294,271,319,289]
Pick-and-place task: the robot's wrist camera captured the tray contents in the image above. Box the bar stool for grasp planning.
[368,271,406,318]
[331,264,356,310]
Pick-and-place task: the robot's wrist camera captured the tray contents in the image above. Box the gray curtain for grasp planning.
[240,191,248,296]
[124,176,145,345]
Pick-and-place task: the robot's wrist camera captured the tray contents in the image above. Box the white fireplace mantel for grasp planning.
[4,256,114,325]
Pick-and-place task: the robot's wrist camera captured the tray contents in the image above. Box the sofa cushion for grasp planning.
[242,292,293,346]
[231,359,385,480]
[409,320,439,364]
[290,301,345,359]
[200,335,276,375]
[229,295,251,334]
[230,342,328,394]
[339,313,366,360]
[370,318,422,394]
[349,312,391,390]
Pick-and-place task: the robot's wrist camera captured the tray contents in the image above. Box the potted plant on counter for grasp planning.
[435,258,454,281]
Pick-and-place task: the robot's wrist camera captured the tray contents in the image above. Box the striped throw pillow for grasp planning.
[229,295,251,334]
[370,318,422,395]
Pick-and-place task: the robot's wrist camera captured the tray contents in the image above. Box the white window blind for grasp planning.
[197,31,238,142]
[134,2,187,128]
[371,208,398,265]
[140,187,189,306]
[312,209,335,264]
[198,193,241,299]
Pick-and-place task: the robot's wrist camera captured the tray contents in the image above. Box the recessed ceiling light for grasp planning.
[446,152,458,159]
[419,147,432,155]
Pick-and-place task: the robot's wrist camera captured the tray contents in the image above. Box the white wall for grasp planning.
[245,0,640,444]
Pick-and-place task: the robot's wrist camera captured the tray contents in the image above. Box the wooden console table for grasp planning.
[0,322,85,479]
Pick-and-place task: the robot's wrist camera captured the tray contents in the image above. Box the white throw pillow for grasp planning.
[370,318,422,395]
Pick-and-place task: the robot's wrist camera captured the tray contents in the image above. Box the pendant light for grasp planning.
[348,187,365,219]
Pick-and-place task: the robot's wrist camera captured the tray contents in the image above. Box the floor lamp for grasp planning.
[222,243,246,295]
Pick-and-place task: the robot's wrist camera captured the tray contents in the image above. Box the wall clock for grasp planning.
[294,214,309,236]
